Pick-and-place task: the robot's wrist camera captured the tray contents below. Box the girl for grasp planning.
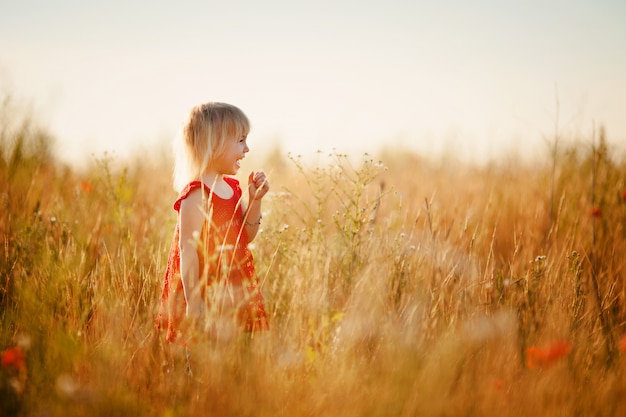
[156,102,270,344]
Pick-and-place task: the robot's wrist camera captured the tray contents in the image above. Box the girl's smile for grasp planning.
[212,135,249,175]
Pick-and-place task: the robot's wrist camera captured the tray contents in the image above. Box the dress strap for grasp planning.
[173,181,210,211]
[173,178,242,211]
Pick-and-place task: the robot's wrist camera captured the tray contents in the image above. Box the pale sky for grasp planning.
[1,0,625,166]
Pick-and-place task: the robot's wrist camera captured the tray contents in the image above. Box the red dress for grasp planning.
[156,177,269,343]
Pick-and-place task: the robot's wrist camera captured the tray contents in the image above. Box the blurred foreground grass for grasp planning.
[2,97,626,416]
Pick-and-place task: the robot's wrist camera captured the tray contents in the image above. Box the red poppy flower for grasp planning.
[526,340,571,369]
[80,180,93,194]
[1,346,26,371]
[589,206,602,218]
[491,378,506,391]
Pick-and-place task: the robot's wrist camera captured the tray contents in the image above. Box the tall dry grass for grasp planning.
[1,96,626,416]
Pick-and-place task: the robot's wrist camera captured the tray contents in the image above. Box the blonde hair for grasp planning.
[173,102,250,191]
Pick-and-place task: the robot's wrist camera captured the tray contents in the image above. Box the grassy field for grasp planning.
[2,98,626,416]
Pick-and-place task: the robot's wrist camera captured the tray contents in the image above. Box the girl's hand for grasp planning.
[182,300,207,343]
[248,171,270,201]
[186,299,205,319]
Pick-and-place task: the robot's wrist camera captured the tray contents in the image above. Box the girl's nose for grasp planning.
[244,143,249,153]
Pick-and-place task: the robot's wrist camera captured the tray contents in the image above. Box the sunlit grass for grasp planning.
[2,96,626,416]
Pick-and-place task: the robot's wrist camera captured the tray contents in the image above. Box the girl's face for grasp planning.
[214,133,249,175]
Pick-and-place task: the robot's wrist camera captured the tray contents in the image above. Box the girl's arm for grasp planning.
[245,171,269,242]
[178,189,206,319]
